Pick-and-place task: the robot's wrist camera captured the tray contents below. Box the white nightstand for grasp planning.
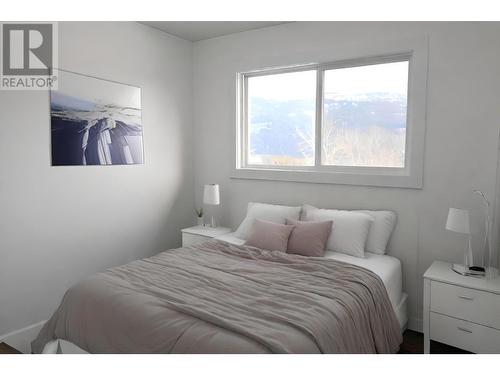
[181,226,232,247]
[423,261,500,354]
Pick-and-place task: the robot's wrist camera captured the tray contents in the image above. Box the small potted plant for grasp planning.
[195,208,204,226]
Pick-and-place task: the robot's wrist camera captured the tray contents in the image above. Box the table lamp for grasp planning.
[203,184,220,228]
[472,190,499,278]
[446,208,475,276]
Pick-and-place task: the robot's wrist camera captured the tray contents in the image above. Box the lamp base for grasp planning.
[451,264,486,277]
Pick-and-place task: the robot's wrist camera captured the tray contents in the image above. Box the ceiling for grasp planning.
[139,21,289,42]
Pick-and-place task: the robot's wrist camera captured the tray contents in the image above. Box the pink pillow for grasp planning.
[245,219,295,252]
[286,218,333,257]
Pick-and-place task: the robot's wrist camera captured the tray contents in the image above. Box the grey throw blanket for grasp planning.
[33,240,402,353]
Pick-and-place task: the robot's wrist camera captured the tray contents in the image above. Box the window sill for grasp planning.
[231,167,423,189]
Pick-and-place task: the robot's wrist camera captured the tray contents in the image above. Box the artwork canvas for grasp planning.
[51,70,143,166]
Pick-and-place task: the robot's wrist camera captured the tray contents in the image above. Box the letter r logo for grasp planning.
[2,23,53,75]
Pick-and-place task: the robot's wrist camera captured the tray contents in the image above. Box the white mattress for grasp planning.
[215,233,403,309]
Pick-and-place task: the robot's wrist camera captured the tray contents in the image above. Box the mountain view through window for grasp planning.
[322,61,408,168]
[245,60,409,169]
[247,70,316,166]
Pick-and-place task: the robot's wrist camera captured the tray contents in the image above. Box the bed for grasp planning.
[33,234,404,354]
[217,233,408,330]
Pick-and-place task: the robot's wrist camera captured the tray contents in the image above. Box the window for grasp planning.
[321,61,408,168]
[247,70,316,167]
[236,48,428,188]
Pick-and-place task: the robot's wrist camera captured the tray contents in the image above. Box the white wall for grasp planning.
[0,22,194,337]
[2,21,499,340]
[193,22,500,328]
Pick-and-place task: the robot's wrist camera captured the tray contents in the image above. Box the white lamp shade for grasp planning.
[203,184,220,205]
[446,208,470,234]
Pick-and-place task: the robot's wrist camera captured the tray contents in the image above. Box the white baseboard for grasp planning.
[408,316,423,333]
[0,320,47,354]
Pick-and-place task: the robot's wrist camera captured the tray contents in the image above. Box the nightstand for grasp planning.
[181,226,232,247]
[423,261,500,354]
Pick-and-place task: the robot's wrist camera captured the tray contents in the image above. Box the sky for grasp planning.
[248,61,409,101]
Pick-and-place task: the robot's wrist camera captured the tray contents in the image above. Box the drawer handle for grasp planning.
[458,295,474,301]
[457,327,473,334]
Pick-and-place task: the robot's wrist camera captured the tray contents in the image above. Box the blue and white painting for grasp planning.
[51,70,143,166]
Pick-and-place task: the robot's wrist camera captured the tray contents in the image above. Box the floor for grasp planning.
[0,330,470,354]
[0,342,21,354]
[398,330,470,354]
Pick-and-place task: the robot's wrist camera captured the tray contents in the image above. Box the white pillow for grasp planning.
[303,204,397,255]
[300,204,317,220]
[234,202,302,240]
[354,210,397,255]
[305,208,374,258]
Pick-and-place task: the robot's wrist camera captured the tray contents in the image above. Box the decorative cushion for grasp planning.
[285,219,333,257]
[305,208,373,258]
[234,202,302,240]
[245,219,295,252]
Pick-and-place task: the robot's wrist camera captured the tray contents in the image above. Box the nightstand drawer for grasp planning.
[182,233,210,247]
[430,312,500,353]
[431,281,500,329]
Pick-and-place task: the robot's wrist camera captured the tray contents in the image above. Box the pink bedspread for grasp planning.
[32,240,402,353]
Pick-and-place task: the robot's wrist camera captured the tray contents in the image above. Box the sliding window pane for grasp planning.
[247,70,316,167]
[322,61,409,168]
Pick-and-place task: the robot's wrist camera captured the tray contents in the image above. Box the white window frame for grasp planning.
[233,40,428,189]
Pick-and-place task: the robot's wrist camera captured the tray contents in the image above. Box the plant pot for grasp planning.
[197,217,204,226]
